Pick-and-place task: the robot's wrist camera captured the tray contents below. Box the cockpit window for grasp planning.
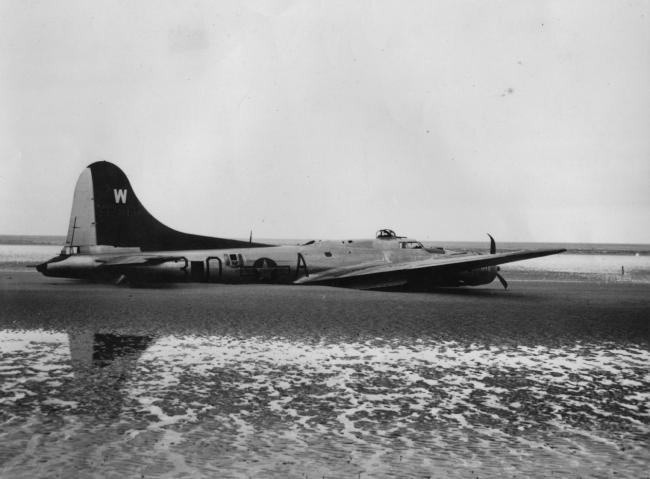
[61,246,80,255]
[399,241,423,249]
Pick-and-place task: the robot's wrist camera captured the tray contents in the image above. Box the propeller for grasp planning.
[495,267,508,290]
[487,233,508,290]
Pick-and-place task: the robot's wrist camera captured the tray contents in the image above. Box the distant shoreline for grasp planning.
[0,235,65,245]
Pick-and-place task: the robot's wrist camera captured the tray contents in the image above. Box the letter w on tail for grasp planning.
[113,189,128,204]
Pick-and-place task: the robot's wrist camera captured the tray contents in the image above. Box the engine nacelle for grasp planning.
[447,266,498,286]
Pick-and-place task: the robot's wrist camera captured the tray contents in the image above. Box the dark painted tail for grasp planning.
[65,161,268,252]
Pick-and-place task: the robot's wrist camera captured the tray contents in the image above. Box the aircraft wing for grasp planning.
[294,248,566,287]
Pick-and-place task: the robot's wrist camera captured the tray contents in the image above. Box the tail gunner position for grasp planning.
[37,162,565,289]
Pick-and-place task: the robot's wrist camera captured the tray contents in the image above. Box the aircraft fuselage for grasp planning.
[38,241,503,289]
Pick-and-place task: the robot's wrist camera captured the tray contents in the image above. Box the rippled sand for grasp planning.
[1,272,649,478]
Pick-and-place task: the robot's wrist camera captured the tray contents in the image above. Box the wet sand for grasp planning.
[2,271,648,345]
[1,271,649,478]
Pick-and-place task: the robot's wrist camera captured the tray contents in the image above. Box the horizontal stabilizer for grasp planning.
[96,255,187,268]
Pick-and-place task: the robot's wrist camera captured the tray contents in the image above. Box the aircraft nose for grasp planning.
[36,262,48,273]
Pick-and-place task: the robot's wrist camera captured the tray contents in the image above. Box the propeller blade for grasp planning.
[487,233,496,254]
[496,272,508,290]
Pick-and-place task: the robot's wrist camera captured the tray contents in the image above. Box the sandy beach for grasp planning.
[1,271,649,478]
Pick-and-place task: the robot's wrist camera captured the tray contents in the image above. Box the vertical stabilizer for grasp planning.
[67,161,269,252]
[65,167,97,248]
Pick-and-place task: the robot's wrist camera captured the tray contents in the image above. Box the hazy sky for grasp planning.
[1,0,648,243]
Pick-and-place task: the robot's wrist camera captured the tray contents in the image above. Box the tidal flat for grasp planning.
[1,271,649,478]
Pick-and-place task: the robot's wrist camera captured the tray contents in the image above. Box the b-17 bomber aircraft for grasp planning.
[37,162,566,290]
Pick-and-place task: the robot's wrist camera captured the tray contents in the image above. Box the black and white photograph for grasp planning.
[1,1,648,477]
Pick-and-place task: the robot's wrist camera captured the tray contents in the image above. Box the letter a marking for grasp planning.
[113,189,128,204]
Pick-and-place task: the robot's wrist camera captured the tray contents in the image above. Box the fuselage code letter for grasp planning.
[113,189,128,204]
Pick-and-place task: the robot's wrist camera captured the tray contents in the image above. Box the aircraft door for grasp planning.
[206,256,222,283]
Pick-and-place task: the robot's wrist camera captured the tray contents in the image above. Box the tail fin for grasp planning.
[65,161,268,252]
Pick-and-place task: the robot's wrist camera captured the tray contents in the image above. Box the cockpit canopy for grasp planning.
[376,229,403,239]
[375,229,423,248]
